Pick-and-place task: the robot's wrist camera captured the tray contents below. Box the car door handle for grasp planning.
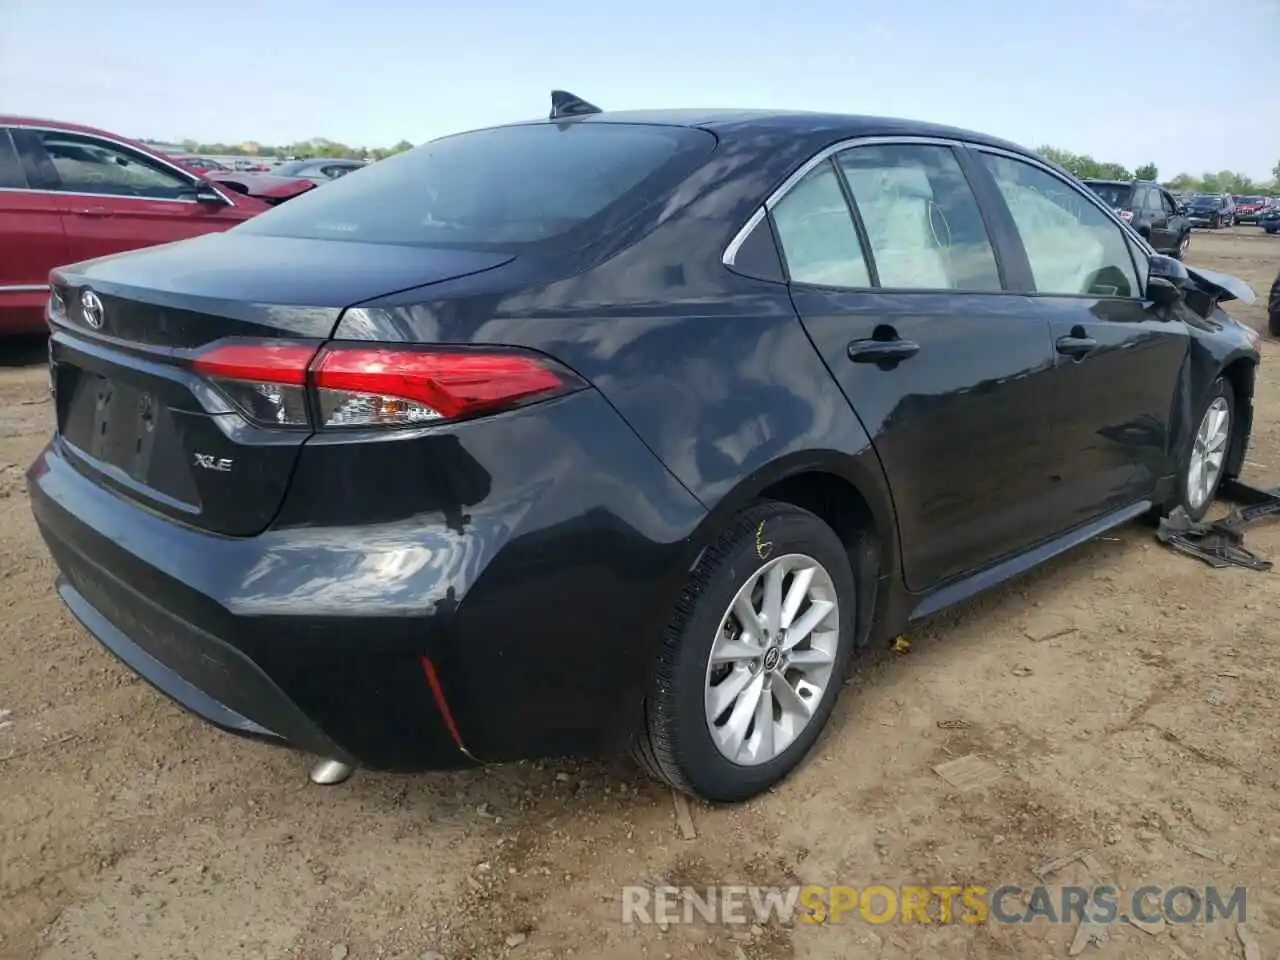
[1055,335,1098,358]
[70,206,113,218]
[847,338,920,363]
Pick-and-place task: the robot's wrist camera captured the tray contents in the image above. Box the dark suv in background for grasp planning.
[1081,178,1191,259]
[1185,194,1236,229]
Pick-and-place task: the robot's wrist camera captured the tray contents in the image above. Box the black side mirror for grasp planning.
[1147,254,1190,307]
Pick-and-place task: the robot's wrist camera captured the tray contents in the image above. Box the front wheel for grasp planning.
[633,501,856,802]
[1173,378,1235,522]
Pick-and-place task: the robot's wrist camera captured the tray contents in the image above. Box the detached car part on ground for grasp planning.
[28,93,1261,802]
[0,117,315,336]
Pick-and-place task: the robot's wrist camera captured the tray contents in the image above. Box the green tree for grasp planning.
[1134,163,1158,181]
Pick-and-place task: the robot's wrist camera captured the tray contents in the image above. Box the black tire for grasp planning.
[1171,232,1189,260]
[1169,377,1236,522]
[633,500,856,802]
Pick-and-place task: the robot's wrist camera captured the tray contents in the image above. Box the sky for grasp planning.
[1,0,1276,181]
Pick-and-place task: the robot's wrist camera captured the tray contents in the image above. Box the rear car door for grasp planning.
[772,140,1059,591]
[10,127,247,263]
[971,149,1188,525]
[1142,186,1174,252]
[0,127,71,333]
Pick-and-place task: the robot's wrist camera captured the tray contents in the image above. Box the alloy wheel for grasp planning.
[703,553,839,766]
[1187,396,1231,511]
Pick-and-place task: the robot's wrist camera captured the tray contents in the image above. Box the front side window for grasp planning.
[836,144,1002,291]
[770,161,871,288]
[979,153,1140,298]
[27,131,192,199]
[238,123,715,248]
[1160,191,1178,216]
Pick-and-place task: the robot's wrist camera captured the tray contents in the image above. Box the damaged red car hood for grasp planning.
[204,170,316,203]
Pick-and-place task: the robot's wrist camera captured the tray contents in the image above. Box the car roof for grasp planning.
[0,114,136,139]
[505,108,1035,155]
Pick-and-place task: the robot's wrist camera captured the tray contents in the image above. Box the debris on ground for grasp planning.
[1022,611,1078,643]
[1186,841,1220,860]
[1011,664,1033,677]
[1206,689,1226,706]
[890,635,910,654]
[932,754,1002,792]
[330,944,349,960]
[1068,919,1109,956]
[1157,479,1280,570]
[1032,848,1088,881]
[504,932,528,948]
[671,789,697,840]
[936,719,972,730]
[1238,923,1263,960]
[1126,913,1165,936]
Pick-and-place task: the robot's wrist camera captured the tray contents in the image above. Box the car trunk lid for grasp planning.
[49,233,513,537]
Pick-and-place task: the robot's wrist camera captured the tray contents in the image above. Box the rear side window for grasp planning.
[837,144,1002,291]
[238,123,715,248]
[1087,182,1134,210]
[771,162,871,288]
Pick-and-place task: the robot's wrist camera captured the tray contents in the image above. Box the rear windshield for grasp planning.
[1189,195,1221,207]
[1085,182,1133,208]
[237,123,716,248]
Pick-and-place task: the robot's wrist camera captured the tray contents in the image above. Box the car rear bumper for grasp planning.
[28,389,707,769]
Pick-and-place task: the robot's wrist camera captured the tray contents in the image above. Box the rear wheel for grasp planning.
[633,501,856,802]
[1172,232,1190,260]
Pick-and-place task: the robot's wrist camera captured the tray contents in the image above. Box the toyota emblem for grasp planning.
[81,290,105,330]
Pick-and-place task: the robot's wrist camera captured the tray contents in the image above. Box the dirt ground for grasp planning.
[2,228,1279,960]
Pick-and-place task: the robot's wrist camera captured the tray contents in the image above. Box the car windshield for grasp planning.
[236,122,716,248]
[1085,182,1133,208]
[1240,196,1266,204]
[1189,195,1220,208]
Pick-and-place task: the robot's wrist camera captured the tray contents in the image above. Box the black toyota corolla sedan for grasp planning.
[29,93,1260,802]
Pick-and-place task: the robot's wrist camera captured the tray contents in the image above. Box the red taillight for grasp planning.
[192,339,578,430]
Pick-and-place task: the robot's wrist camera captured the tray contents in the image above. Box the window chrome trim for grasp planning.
[0,283,49,293]
[1,122,235,207]
[721,205,767,268]
[722,134,969,267]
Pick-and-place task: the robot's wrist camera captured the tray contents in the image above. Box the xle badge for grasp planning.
[194,453,233,472]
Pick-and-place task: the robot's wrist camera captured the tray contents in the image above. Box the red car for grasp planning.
[0,117,309,335]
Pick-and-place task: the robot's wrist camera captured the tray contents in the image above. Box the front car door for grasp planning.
[970,149,1189,525]
[9,126,249,263]
[767,139,1060,592]
[0,127,71,334]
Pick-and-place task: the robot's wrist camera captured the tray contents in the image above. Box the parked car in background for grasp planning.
[172,155,231,174]
[1185,194,1236,228]
[1081,178,1191,259]
[0,116,275,335]
[1261,206,1280,234]
[28,98,1261,802]
[269,158,366,185]
[1232,196,1269,224]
